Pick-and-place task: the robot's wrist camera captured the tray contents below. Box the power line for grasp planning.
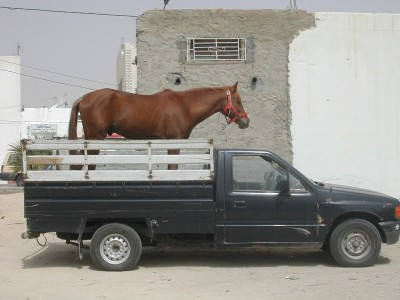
[0,68,96,91]
[0,105,22,109]
[0,6,137,18]
[0,59,117,87]
[0,120,70,125]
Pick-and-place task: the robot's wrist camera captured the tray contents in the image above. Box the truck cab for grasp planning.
[215,149,400,268]
[215,149,320,246]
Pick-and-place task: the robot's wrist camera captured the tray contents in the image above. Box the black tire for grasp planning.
[90,223,142,271]
[329,219,381,267]
[16,175,24,187]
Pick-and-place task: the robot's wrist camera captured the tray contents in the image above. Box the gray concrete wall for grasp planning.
[136,9,314,162]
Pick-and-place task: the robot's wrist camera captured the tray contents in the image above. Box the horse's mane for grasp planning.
[162,86,224,95]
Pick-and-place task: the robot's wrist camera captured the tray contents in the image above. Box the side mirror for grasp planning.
[281,180,290,194]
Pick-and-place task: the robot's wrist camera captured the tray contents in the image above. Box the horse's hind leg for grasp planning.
[82,126,108,171]
[167,149,180,170]
[70,149,84,170]
[70,150,100,170]
[69,126,105,170]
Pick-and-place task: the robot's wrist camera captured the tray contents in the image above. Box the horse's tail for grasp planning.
[68,97,83,140]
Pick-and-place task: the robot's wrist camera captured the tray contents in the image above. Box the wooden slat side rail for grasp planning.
[23,139,214,182]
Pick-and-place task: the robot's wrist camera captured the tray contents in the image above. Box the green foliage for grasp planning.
[7,140,51,174]
[7,141,23,174]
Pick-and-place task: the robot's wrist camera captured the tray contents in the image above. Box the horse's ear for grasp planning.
[231,81,238,94]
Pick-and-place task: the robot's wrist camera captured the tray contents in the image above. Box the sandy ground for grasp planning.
[1,192,400,300]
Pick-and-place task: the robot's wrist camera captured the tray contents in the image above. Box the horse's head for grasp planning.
[223,82,250,129]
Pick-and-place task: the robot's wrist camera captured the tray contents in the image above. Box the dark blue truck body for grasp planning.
[23,145,400,270]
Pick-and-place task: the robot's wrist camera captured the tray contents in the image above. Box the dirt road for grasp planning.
[1,192,400,300]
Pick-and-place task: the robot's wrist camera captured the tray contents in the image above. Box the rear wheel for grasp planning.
[16,175,24,187]
[330,219,381,267]
[90,223,142,271]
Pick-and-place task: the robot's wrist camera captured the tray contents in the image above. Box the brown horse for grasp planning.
[68,82,249,170]
[68,82,249,141]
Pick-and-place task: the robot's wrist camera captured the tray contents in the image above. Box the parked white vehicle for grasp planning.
[0,153,24,186]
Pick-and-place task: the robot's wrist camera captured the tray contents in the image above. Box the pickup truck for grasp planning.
[21,138,400,271]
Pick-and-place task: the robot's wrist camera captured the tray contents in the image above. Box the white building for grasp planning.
[21,105,83,139]
[0,56,21,163]
[0,55,83,168]
[290,13,400,198]
[116,42,138,93]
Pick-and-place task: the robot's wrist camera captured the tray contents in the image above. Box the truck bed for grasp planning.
[25,180,214,236]
[23,139,216,237]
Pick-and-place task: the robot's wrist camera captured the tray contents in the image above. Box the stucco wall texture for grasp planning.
[137,10,314,162]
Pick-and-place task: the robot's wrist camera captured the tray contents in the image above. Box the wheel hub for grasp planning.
[342,231,370,259]
[100,234,131,264]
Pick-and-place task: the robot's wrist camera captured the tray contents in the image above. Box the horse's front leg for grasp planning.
[167,149,179,170]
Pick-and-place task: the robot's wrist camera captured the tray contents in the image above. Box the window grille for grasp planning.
[187,38,246,61]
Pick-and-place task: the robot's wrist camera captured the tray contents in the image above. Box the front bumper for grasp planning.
[379,221,400,245]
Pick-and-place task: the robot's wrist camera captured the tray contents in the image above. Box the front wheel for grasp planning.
[90,223,142,271]
[330,219,381,267]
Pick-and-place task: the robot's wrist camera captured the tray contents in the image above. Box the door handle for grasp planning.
[234,201,246,208]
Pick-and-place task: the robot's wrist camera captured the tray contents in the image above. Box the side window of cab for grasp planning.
[232,155,307,193]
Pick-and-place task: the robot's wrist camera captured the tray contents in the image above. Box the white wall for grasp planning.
[21,107,83,139]
[0,56,21,163]
[290,12,400,198]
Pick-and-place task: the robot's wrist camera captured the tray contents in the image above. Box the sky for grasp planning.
[1,0,400,108]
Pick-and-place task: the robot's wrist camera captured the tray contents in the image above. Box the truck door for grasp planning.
[221,152,318,245]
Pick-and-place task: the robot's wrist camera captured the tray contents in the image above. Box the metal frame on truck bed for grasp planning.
[23,138,214,182]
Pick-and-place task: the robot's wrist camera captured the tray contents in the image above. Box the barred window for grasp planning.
[187,38,246,61]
